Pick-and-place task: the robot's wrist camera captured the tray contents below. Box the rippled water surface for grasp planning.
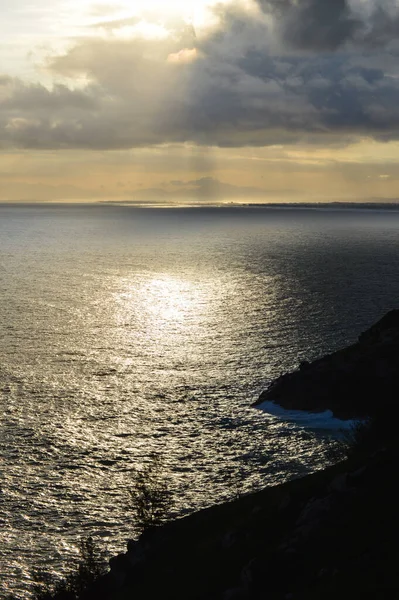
[2,204,399,597]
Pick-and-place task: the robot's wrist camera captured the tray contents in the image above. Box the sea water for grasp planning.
[2,203,399,597]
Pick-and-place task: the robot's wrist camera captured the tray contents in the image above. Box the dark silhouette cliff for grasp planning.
[39,311,399,600]
[255,309,399,419]
[83,441,399,600]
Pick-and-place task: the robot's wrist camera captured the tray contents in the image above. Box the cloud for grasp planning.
[257,0,399,50]
[1,2,399,151]
[0,179,102,202]
[178,176,268,197]
[167,47,199,64]
[258,0,358,51]
[121,176,271,201]
[89,16,141,32]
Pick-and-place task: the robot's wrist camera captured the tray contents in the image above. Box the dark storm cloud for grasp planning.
[261,0,358,50]
[361,3,399,48]
[1,2,399,149]
[2,80,97,111]
[257,0,399,50]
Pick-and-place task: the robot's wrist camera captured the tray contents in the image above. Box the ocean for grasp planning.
[2,203,399,597]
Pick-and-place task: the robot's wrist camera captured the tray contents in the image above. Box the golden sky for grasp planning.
[1,0,399,203]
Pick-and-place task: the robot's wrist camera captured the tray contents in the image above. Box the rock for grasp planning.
[327,473,349,493]
[287,494,338,542]
[126,544,146,567]
[251,505,262,516]
[350,465,368,480]
[109,553,129,587]
[109,553,129,572]
[125,538,148,567]
[254,309,399,419]
[240,558,260,587]
[318,567,329,578]
[278,493,291,512]
[296,495,334,526]
[284,547,298,556]
[278,537,300,552]
[223,586,249,599]
[299,361,310,371]
[222,531,239,549]
[126,538,137,552]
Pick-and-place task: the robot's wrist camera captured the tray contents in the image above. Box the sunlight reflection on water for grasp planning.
[116,273,211,343]
[2,205,399,598]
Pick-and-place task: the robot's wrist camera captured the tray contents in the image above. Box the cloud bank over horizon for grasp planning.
[1,0,399,151]
[1,0,399,202]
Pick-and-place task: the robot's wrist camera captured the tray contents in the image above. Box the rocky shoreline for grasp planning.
[254,309,399,420]
[36,311,399,599]
[85,441,399,600]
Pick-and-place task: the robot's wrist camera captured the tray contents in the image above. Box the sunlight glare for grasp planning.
[115,274,211,346]
[145,276,197,322]
[108,0,233,29]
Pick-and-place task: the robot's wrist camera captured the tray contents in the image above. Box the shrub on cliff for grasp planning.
[32,537,107,600]
[128,455,174,533]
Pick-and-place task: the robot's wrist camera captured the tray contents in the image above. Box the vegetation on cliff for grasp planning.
[28,311,399,599]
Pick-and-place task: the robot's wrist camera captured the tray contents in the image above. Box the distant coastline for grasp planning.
[97,200,399,210]
[227,201,399,210]
[2,200,399,210]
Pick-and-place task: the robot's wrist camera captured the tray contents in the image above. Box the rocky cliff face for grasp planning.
[255,310,399,419]
[80,443,399,600]
[39,310,399,600]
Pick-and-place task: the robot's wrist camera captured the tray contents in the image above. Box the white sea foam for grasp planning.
[256,401,356,432]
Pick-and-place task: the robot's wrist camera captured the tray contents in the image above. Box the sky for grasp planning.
[1,0,399,203]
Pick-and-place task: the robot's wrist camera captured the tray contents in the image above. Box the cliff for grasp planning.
[85,441,399,600]
[39,311,399,600]
[255,309,399,419]
[96,311,399,599]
